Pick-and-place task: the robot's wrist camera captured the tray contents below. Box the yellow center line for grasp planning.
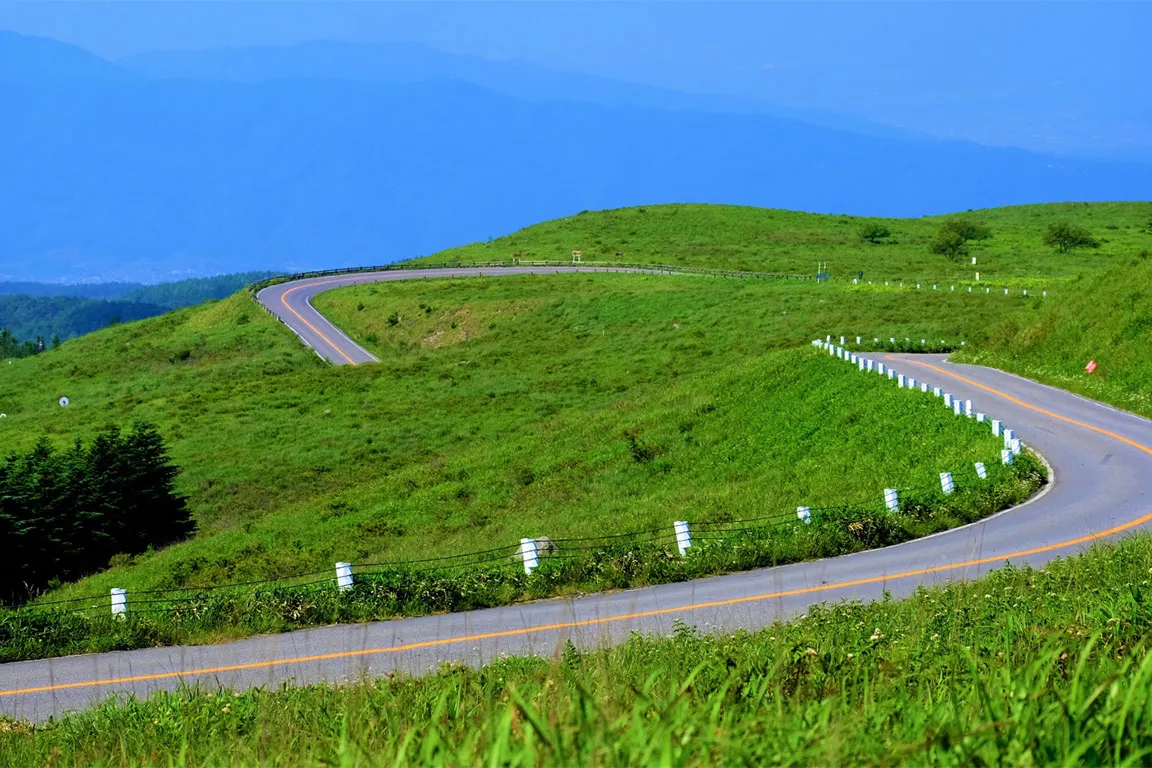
[278,278,362,366]
[891,356,1152,457]
[4,355,1151,701]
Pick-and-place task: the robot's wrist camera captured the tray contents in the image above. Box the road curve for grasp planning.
[2,271,1151,723]
[257,267,660,365]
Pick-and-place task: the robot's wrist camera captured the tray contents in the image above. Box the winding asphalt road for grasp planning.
[1,268,1150,723]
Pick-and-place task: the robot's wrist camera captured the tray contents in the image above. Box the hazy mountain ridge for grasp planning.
[2,32,1148,282]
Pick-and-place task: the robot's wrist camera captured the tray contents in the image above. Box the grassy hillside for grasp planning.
[961,252,1152,417]
[5,534,1151,765]
[411,202,1152,283]
[0,274,1033,613]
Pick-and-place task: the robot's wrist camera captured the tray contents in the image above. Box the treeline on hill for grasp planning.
[0,271,280,343]
[0,327,43,359]
[0,423,193,604]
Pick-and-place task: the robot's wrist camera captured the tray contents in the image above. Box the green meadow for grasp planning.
[1,275,1031,609]
[414,201,1152,283]
[2,201,1150,757]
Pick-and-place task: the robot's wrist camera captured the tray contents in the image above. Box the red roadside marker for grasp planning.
[1086,360,1097,374]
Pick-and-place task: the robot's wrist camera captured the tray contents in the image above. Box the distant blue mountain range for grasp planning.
[1,31,1149,283]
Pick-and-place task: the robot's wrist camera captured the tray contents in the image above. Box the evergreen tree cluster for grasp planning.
[0,423,194,604]
[0,327,45,359]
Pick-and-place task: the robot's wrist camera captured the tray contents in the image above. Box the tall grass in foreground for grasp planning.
[4,532,1151,766]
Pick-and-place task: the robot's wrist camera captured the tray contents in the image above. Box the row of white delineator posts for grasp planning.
[102,339,1024,616]
[813,337,1023,484]
[849,280,1045,298]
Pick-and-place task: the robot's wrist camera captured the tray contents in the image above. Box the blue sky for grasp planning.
[2,1,1150,157]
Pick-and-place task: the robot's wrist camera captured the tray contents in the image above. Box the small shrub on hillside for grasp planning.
[857,222,891,244]
[929,218,992,261]
[1044,222,1098,253]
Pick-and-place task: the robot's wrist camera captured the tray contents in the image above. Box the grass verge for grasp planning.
[0,451,1041,663]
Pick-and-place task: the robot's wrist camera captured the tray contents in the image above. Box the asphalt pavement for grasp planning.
[1,270,1149,723]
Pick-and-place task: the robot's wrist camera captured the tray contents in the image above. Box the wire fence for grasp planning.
[7,455,1022,619]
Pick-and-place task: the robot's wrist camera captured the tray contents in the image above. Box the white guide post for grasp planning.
[1003,428,1016,445]
[965,400,973,417]
[897,374,906,387]
[975,462,987,479]
[908,378,917,389]
[921,382,929,393]
[943,393,954,408]
[1009,438,1022,455]
[877,363,886,375]
[991,419,1002,437]
[111,588,127,618]
[520,538,540,575]
[976,413,986,423]
[883,488,899,511]
[940,472,955,495]
[953,399,962,416]
[933,386,942,397]
[335,562,354,592]
[673,521,692,556]
[796,506,812,525]
[1002,449,1014,465]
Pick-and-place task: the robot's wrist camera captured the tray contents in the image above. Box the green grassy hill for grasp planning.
[2,201,1150,757]
[3,276,1028,604]
[961,252,1152,417]
[413,202,1152,282]
[0,200,1143,647]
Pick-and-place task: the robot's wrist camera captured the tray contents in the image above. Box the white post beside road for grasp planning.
[953,399,962,416]
[933,386,942,397]
[943,393,954,407]
[111,588,127,618]
[991,419,1002,437]
[520,538,540,575]
[1003,428,1016,445]
[921,382,929,393]
[965,400,973,417]
[897,374,906,387]
[1002,449,1014,465]
[335,562,354,592]
[975,462,987,479]
[976,413,986,423]
[796,506,812,524]
[883,488,899,511]
[877,363,886,375]
[674,520,692,556]
[940,472,955,495]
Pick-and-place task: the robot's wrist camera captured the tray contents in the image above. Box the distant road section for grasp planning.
[257,267,654,365]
